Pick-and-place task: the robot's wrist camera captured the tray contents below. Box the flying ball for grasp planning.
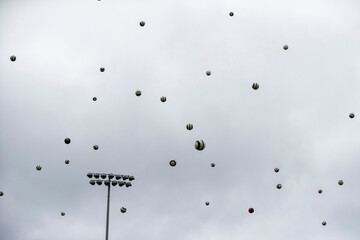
[195,140,205,151]
[121,207,127,213]
[252,83,259,90]
[169,160,176,167]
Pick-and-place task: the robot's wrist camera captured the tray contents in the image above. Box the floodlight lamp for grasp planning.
[125,182,132,188]
[87,173,93,178]
[101,174,107,179]
[129,176,135,181]
[94,173,100,179]
[108,174,114,179]
[90,180,96,185]
[96,180,102,185]
[115,175,121,180]
[118,181,125,187]
[122,175,129,180]
[104,181,110,186]
[111,181,117,186]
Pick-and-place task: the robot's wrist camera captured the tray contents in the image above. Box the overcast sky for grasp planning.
[1,0,360,239]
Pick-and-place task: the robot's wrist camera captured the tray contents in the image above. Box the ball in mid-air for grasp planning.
[169,160,176,167]
[195,140,205,151]
[120,207,127,213]
[252,83,259,90]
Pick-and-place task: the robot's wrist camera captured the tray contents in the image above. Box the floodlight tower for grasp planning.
[87,172,135,240]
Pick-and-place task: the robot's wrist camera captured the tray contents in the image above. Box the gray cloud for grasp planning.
[1,0,360,239]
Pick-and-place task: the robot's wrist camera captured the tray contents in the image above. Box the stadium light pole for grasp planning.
[87,173,135,240]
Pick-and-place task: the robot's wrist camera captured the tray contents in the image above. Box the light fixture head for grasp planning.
[96,180,102,185]
[87,173,93,178]
[118,181,125,187]
[89,180,96,185]
[129,176,135,181]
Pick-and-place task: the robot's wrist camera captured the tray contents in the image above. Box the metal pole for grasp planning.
[105,183,110,240]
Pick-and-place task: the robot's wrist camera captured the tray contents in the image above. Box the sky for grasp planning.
[1,0,360,239]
